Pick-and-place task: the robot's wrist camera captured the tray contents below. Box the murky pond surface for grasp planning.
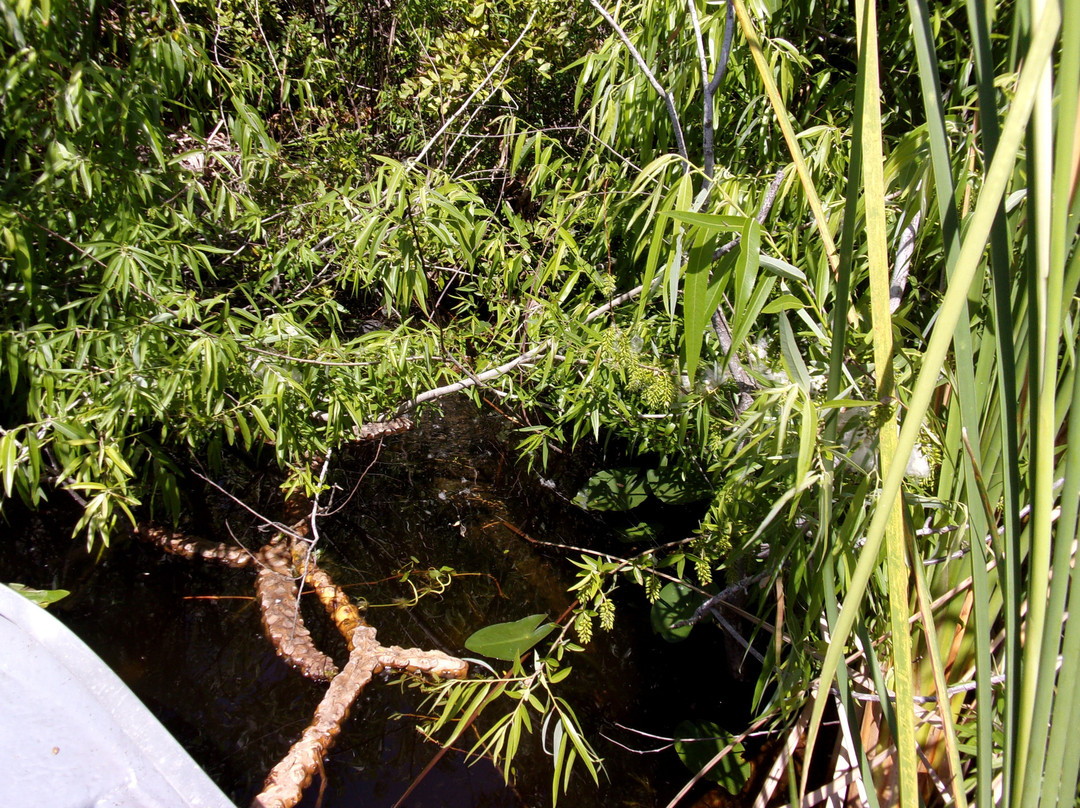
[2,398,751,807]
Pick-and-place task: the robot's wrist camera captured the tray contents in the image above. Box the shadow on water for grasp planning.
[2,397,756,807]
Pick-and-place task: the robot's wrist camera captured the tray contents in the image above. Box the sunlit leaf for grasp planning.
[465,614,557,662]
[7,583,71,608]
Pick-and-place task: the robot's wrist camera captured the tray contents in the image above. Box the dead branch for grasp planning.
[136,523,258,568]
[257,541,339,681]
[252,626,383,808]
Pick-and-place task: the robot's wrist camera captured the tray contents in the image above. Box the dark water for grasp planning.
[2,398,749,807]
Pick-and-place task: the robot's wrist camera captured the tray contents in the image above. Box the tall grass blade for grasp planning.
[801,5,1062,793]
[821,561,881,808]
[904,0,994,801]
[1031,0,1080,780]
[804,0,923,800]
[1016,0,1062,796]
[906,525,968,808]
[818,51,866,799]
[960,429,998,808]
[1037,346,1080,808]
[963,0,1026,794]
[1042,505,1080,805]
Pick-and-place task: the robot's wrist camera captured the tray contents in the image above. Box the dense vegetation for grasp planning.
[2,0,1079,804]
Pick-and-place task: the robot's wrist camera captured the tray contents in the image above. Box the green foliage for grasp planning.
[5,582,70,607]
[674,720,751,793]
[413,640,600,806]
[649,581,701,642]
[573,467,648,511]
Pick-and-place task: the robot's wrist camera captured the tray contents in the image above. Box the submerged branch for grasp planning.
[295,545,368,641]
[142,472,468,808]
[140,524,339,681]
[257,540,339,681]
[253,626,382,808]
[136,523,258,568]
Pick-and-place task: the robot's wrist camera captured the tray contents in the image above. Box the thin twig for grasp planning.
[291,452,334,646]
[408,11,537,169]
[664,713,776,808]
[245,345,380,367]
[189,468,308,544]
[251,0,299,137]
[322,441,382,518]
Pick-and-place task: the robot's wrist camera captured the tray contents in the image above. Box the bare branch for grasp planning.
[706,0,736,97]
[686,0,714,185]
[396,342,549,414]
[589,0,690,166]
[670,571,769,630]
[690,0,736,189]
[891,208,921,313]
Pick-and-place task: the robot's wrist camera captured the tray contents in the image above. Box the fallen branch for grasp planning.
[253,626,383,808]
[257,540,339,681]
[396,342,549,414]
[140,469,468,808]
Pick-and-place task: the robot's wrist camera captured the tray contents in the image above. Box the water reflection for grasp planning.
[2,398,746,807]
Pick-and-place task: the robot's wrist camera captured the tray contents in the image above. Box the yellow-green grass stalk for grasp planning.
[730,0,838,276]
[846,0,919,803]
